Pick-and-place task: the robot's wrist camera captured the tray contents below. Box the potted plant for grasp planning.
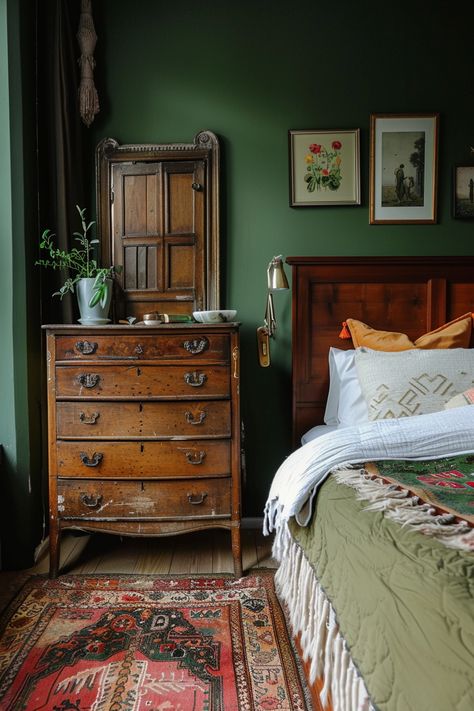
[36,205,121,324]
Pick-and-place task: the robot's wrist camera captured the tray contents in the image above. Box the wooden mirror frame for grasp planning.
[95,130,221,317]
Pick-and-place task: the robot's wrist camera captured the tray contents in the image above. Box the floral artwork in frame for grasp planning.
[369,113,439,224]
[453,165,474,219]
[289,129,360,206]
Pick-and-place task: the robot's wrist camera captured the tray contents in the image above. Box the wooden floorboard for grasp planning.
[0,527,277,588]
[241,528,257,571]
[255,528,277,568]
[0,527,277,614]
[135,538,173,575]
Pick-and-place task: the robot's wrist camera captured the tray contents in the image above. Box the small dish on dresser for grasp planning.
[193,310,237,323]
[142,312,162,326]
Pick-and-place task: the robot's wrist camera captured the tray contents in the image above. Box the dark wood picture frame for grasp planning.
[369,113,439,224]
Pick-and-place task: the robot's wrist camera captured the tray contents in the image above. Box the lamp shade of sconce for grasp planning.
[258,256,289,366]
[267,255,290,291]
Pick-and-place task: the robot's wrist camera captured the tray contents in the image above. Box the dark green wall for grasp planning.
[87,0,474,515]
[1,0,43,568]
[3,1,474,569]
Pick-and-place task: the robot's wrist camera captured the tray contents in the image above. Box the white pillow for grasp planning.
[324,348,369,427]
[355,347,474,420]
[323,349,342,425]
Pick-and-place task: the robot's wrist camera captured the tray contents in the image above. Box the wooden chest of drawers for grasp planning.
[44,324,242,577]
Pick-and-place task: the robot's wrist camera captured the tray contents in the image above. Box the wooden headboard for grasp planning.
[287,256,474,447]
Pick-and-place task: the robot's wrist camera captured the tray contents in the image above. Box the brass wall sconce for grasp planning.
[257,255,289,367]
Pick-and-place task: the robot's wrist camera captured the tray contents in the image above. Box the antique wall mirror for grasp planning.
[96,130,220,321]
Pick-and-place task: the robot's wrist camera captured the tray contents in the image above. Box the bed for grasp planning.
[264,256,474,711]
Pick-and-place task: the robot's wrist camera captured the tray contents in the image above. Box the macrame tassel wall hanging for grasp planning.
[77,0,99,127]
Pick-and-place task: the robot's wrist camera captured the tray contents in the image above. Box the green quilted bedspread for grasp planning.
[288,474,474,711]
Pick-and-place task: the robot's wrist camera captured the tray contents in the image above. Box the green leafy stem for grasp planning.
[36,205,121,307]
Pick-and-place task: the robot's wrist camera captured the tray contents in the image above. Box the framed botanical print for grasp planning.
[289,129,360,206]
[453,165,474,219]
[369,113,439,224]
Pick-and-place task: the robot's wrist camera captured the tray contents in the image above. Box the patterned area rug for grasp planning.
[0,572,311,710]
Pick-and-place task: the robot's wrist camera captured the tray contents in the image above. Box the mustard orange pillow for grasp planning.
[345,312,473,351]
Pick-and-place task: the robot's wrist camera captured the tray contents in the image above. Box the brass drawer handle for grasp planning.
[80,451,103,467]
[183,337,209,355]
[79,411,100,425]
[185,410,207,425]
[80,493,103,509]
[185,450,206,465]
[75,340,98,355]
[184,371,207,387]
[77,373,100,388]
[187,492,207,505]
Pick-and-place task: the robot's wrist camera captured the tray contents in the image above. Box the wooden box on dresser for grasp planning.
[43,323,242,577]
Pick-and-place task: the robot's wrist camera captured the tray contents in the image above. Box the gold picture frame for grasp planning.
[369,113,439,224]
[289,129,360,206]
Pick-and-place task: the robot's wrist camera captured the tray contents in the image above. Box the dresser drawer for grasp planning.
[55,364,229,398]
[55,334,228,361]
[57,477,231,520]
[56,440,231,478]
[57,400,231,438]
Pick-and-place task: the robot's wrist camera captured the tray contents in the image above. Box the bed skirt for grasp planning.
[273,524,374,711]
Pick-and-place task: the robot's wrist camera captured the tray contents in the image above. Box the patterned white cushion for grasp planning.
[355,348,474,420]
[444,388,474,409]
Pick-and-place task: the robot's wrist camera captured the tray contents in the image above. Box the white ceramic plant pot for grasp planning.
[76,278,112,325]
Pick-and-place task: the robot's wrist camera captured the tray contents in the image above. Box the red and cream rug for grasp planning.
[0,572,311,710]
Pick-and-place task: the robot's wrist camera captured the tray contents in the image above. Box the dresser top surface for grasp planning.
[42,323,240,333]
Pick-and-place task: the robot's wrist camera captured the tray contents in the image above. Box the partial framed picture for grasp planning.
[289,129,360,207]
[453,165,474,219]
[369,113,439,224]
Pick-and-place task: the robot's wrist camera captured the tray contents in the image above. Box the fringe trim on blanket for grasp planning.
[333,466,474,552]
[273,524,374,711]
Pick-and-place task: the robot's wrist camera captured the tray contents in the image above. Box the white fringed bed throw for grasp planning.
[264,406,474,535]
[274,524,375,711]
[333,465,474,551]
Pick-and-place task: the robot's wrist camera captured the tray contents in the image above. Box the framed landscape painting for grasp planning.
[369,113,439,224]
[453,165,474,219]
[289,129,360,206]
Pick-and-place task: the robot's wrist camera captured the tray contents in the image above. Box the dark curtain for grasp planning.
[35,0,93,555]
[37,0,87,324]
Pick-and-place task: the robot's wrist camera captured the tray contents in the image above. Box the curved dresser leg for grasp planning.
[231,524,243,578]
[49,522,60,579]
